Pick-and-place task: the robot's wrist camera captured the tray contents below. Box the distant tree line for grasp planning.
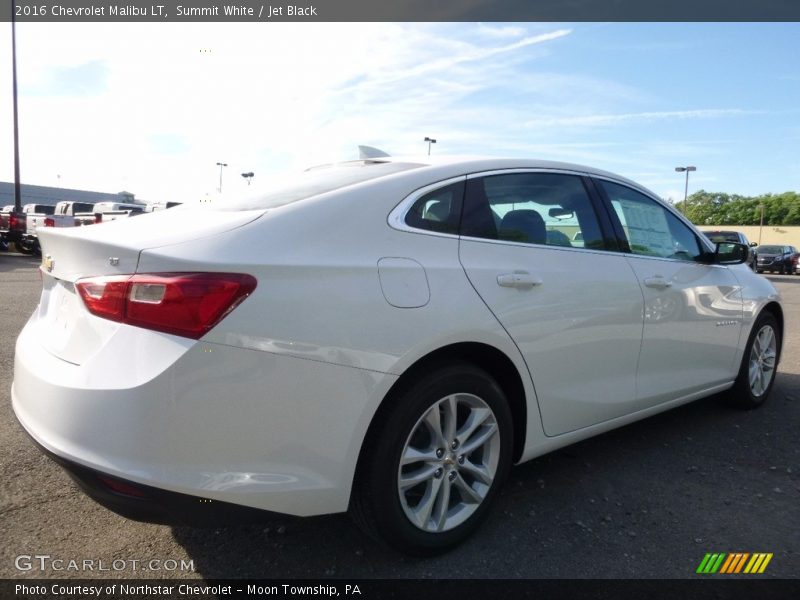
[674,190,800,225]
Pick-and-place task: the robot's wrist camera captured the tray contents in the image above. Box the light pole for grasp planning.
[11,1,22,212]
[758,203,765,245]
[424,136,437,156]
[216,162,228,193]
[675,166,696,214]
[241,172,254,185]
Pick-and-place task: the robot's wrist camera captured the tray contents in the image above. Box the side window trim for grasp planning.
[582,176,625,253]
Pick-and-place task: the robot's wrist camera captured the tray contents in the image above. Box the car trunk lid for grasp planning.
[34,207,264,365]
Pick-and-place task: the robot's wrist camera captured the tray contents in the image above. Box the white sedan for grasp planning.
[12,157,782,554]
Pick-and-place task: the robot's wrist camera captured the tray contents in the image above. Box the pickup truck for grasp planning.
[20,204,57,255]
[1,204,31,253]
[44,201,98,228]
[93,202,145,223]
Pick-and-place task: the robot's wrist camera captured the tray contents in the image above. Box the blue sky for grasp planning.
[0,22,798,203]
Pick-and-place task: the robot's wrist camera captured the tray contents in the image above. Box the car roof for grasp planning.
[317,155,661,199]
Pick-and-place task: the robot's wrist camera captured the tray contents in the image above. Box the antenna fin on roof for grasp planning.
[358,145,391,159]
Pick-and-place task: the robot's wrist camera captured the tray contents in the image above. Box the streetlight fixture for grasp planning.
[241,172,254,185]
[424,136,437,156]
[216,162,228,193]
[675,166,697,214]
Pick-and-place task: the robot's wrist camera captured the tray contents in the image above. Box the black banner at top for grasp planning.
[3,0,800,22]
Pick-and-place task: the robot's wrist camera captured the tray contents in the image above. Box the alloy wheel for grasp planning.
[748,324,777,397]
[397,393,500,533]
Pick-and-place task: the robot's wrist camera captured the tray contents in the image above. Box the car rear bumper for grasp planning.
[12,316,394,518]
[21,428,285,526]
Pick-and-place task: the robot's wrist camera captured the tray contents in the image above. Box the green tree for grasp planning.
[679,190,800,225]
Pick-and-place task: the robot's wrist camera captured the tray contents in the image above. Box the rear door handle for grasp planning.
[643,276,672,290]
[497,271,542,289]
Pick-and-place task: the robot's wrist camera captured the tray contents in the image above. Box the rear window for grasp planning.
[704,231,738,243]
[220,161,423,210]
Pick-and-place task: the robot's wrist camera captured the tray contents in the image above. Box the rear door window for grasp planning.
[460,172,606,250]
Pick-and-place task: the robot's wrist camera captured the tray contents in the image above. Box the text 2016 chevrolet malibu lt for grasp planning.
[13,157,782,554]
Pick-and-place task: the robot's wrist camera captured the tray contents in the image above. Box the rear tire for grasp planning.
[14,241,33,255]
[728,312,780,409]
[350,363,513,555]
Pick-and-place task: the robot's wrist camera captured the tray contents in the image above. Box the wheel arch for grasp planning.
[355,342,528,485]
[760,301,784,363]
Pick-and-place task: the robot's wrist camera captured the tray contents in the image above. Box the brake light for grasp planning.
[95,212,103,224]
[44,217,55,227]
[9,213,24,231]
[75,273,257,339]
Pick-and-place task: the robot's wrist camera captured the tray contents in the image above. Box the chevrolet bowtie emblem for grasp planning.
[43,255,54,273]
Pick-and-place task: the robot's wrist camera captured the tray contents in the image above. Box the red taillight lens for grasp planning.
[76,276,129,321]
[75,273,256,339]
[95,212,103,224]
[44,217,55,227]
[9,213,24,231]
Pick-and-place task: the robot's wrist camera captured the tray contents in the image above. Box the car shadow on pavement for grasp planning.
[170,371,800,579]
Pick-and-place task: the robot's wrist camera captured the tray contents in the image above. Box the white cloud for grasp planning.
[524,108,760,128]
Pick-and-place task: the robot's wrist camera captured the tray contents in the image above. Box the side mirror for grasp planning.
[749,242,758,247]
[715,242,749,265]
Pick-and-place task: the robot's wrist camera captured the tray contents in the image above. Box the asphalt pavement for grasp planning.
[1,251,797,580]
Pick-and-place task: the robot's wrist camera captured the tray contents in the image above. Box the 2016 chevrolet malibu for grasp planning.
[13,157,782,554]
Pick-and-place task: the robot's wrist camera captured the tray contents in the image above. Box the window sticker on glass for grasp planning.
[614,199,673,257]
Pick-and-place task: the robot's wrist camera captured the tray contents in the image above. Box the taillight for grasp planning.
[44,217,55,227]
[95,212,103,224]
[9,213,24,231]
[75,273,256,339]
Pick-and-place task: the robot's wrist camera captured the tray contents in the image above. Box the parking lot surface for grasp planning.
[1,251,798,579]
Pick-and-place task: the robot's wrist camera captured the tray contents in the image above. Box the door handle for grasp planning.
[643,276,672,290]
[497,271,542,289]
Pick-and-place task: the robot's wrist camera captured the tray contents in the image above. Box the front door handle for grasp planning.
[643,276,672,290]
[497,271,542,289]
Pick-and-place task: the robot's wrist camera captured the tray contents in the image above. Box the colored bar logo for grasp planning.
[697,553,773,574]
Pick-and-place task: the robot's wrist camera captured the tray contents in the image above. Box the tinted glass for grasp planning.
[461,173,605,250]
[757,245,782,253]
[704,231,738,243]
[405,181,464,235]
[602,181,702,261]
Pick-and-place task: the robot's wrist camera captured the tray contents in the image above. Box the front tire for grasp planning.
[728,312,780,409]
[350,363,513,555]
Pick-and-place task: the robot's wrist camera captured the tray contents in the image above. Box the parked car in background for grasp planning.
[93,202,145,223]
[1,204,28,253]
[0,205,13,250]
[755,244,797,274]
[21,204,57,256]
[788,246,800,274]
[45,201,98,228]
[13,157,783,555]
[703,230,757,270]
